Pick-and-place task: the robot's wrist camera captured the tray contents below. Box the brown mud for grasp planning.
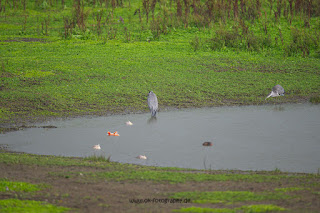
[0,153,319,212]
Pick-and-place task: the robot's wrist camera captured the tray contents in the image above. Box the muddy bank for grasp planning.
[0,152,319,212]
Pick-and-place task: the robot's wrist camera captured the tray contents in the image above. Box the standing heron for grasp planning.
[147,91,158,117]
[265,85,285,100]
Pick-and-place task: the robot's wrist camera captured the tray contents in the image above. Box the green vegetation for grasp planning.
[0,152,128,168]
[174,204,286,213]
[171,191,290,212]
[1,152,318,184]
[0,0,319,56]
[0,199,70,213]
[310,96,320,103]
[1,152,319,212]
[79,170,312,183]
[0,178,45,192]
[0,1,320,207]
[274,186,309,192]
[83,154,111,162]
[0,0,319,124]
[169,191,292,204]
[0,178,68,212]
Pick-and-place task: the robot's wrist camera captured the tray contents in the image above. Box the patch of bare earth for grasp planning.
[0,163,319,212]
[2,38,47,43]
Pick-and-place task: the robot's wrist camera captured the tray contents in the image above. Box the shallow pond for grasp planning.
[1,103,320,173]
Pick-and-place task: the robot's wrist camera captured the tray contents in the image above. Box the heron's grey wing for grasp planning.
[272,85,279,92]
[278,86,285,95]
[154,97,158,111]
[148,93,158,111]
[273,85,285,95]
[147,95,152,110]
[153,95,159,110]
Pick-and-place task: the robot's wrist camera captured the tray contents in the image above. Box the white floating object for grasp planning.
[126,121,133,126]
[93,144,101,150]
[136,155,147,160]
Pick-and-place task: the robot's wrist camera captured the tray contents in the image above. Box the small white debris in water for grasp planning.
[93,144,101,150]
[136,155,147,160]
[126,121,133,126]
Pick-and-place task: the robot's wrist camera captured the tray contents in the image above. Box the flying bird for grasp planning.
[265,85,285,100]
[147,91,158,117]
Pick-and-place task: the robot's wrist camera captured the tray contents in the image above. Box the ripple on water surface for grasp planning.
[1,103,320,173]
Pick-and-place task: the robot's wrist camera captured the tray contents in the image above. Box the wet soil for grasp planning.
[2,38,47,43]
[1,159,319,212]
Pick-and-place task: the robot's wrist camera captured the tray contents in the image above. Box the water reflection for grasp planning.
[272,105,285,111]
[1,103,320,173]
[147,116,157,124]
[86,149,106,157]
[202,148,214,170]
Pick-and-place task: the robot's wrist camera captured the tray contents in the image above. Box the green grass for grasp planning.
[0,179,46,192]
[169,191,293,204]
[0,152,128,168]
[0,40,319,123]
[0,199,70,213]
[0,0,319,124]
[240,205,286,212]
[1,152,319,184]
[0,152,319,212]
[174,207,237,213]
[310,96,320,103]
[83,154,111,162]
[0,152,189,172]
[274,187,310,192]
[174,205,286,213]
[0,0,319,55]
[57,169,316,184]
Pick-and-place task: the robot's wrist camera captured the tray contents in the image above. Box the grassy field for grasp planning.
[0,0,319,125]
[0,151,320,212]
[0,1,320,210]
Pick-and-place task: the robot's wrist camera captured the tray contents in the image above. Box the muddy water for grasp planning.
[1,103,319,173]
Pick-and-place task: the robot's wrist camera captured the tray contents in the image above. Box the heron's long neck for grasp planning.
[265,91,277,100]
[265,93,272,100]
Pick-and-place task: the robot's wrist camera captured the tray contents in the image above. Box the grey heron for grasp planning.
[147,91,158,117]
[265,85,285,100]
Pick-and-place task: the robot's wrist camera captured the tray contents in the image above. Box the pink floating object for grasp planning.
[107,131,120,136]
